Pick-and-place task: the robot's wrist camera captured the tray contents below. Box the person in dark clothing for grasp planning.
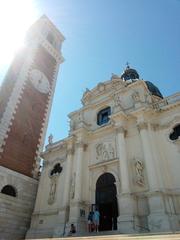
[69,224,76,235]
[87,211,94,232]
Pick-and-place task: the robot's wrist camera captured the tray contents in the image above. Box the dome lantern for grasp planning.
[121,63,139,81]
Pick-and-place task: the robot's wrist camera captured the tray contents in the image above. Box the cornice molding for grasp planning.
[89,158,118,170]
[150,123,160,131]
[137,122,148,131]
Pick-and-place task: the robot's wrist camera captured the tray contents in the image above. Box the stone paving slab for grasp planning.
[27,232,180,240]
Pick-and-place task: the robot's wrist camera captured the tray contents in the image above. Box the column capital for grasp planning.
[150,123,160,131]
[75,141,84,148]
[75,141,88,151]
[67,148,74,155]
[116,126,126,135]
[137,122,148,131]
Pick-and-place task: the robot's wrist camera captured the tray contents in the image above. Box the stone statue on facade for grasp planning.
[48,176,58,204]
[114,94,123,109]
[48,163,62,204]
[132,91,141,103]
[135,160,145,186]
[48,134,53,145]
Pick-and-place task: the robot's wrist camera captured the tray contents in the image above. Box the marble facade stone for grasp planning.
[27,73,180,238]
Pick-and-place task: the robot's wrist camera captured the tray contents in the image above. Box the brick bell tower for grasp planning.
[0,15,64,178]
[0,16,64,239]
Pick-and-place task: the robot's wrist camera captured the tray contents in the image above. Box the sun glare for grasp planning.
[0,0,38,67]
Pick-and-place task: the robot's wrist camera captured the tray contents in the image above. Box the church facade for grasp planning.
[27,66,180,238]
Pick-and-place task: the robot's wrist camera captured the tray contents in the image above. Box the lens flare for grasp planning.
[0,0,38,66]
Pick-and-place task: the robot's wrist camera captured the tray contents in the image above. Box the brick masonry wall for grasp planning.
[0,46,57,177]
[0,49,26,120]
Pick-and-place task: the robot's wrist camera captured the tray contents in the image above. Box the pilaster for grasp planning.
[137,121,159,190]
[116,126,130,193]
[115,124,135,233]
[68,137,87,231]
[137,120,172,232]
[62,143,74,209]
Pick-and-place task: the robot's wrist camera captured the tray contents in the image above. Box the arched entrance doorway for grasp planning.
[95,173,118,231]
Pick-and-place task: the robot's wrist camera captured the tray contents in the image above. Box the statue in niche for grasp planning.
[145,93,152,104]
[135,160,145,186]
[48,177,58,204]
[70,173,76,199]
[114,94,123,110]
[48,163,62,204]
[132,91,141,103]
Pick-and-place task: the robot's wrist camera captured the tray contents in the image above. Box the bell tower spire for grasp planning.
[0,16,64,239]
[0,16,64,178]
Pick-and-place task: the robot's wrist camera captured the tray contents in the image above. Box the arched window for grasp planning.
[97,107,111,126]
[1,185,16,197]
[169,124,180,141]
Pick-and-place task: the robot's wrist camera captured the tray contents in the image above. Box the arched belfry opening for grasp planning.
[95,172,118,231]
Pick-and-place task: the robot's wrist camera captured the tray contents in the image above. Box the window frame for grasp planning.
[97,107,111,126]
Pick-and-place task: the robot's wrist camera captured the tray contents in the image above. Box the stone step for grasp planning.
[27,232,180,240]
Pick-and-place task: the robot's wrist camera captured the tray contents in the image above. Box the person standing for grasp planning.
[93,208,100,232]
[87,211,94,232]
[68,223,76,236]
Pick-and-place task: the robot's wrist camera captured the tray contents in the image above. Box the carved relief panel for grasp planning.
[96,141,116,163]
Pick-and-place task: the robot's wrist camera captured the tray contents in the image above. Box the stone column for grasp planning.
[53,146,74,237]
[116,126,135,233]
[74,142,84,202]
[138,122,171,232]
[68,141,86,233]
[116,126,130,193]
[137,122,159,190]
[63,147,74,209]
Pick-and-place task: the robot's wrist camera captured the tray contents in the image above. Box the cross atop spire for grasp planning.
[126,61,130,69]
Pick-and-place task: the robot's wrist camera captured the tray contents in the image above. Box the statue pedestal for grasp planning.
[117,193,136,233]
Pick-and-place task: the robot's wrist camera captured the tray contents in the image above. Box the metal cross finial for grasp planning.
[126,62,130,68]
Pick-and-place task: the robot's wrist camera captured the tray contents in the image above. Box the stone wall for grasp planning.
[0,166,38,240]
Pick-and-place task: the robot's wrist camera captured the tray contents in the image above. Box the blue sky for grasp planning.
[0,0,180,145]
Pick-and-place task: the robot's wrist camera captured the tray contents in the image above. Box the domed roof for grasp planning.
[145,81,163,99]
[121,64,163,98]
[121,65,139,81]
